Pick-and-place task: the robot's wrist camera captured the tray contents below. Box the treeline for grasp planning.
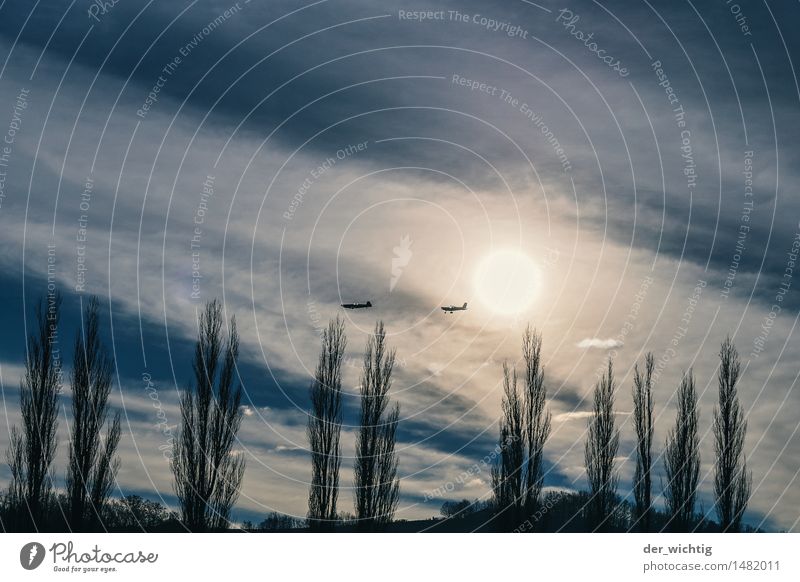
[412,492,763,533]
[2,295,120,532]
[0,295,757,533]
[0,296,402,532]
[489,328,753,533]
[295,318,756,533]
[0,296,249,532]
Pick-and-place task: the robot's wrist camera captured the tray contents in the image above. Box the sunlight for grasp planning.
[473,249,541,315]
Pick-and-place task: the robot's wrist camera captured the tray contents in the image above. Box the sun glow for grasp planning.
[473,250,541,315]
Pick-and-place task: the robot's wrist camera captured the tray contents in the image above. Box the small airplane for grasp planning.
[441,302,468,314]
[341,301,372,309]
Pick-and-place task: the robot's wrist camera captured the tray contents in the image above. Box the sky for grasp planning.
[0,0,799,531]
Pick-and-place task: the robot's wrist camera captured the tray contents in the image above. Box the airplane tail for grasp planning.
[463,302,467,309]
[366,301,372,307]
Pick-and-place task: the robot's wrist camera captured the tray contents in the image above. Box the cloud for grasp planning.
[240,405,271,417]
[576,338,624,350]
[553,411,594,422]
[552,410,632,423]
[273,444,304,453]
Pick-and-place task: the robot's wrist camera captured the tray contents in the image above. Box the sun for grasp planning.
[473,250,541,315]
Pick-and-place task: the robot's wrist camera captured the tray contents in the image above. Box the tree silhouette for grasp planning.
[490,328,551,532]
[584,360,619,532]
[307,317,346,531]
[66,297,121,531]
[491,363,524,530]
[663,371,700,532]
[440,499,473,519]
[104,495,180,531]
[5,294,62,531]
[713,337,751,532]
[255,511,306,531]
[172,300,245,531]
[521,326,551,527]
[353,322,399,531]
[632,352,655,532]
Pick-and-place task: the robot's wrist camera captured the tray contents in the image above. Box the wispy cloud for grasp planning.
[576,338,623,350]
[553,411,594,422]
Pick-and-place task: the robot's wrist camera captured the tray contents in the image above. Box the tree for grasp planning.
[5,293,62,531]
[104,495,178,531]
[584,360,619,532]
[713,337,751,532]
[66,297,121,531]
[307,317,346,531]
[172,300,245,531]
[492,328,552,532]
[257,511,306,530]
[663,371,700,532]
[353,322,400,531]
[440,499,472,519]
[491,363,524,530]
[632,352,655,531]
[521,327,551,526]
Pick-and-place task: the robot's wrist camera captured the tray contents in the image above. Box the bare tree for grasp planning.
[89,420,121,531]
[307,317,346,531]
[440,499,473,519]
[5,293,62,531]
[491,363,524,530]
[713,337,751,532]
[172,300,245,531]
[632,352,655,532]
[663,371,700,532]
[373,403,400,526]
[584,360,619,532]
[521,327,551,526]
[66,297,121,531]
[353,322,399,531]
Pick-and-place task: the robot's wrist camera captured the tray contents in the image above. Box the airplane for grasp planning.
[341,301,372,309]
[441,302,468,314]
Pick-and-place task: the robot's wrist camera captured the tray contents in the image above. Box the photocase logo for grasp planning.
[390,235,413,292]
[20,542,45,570]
